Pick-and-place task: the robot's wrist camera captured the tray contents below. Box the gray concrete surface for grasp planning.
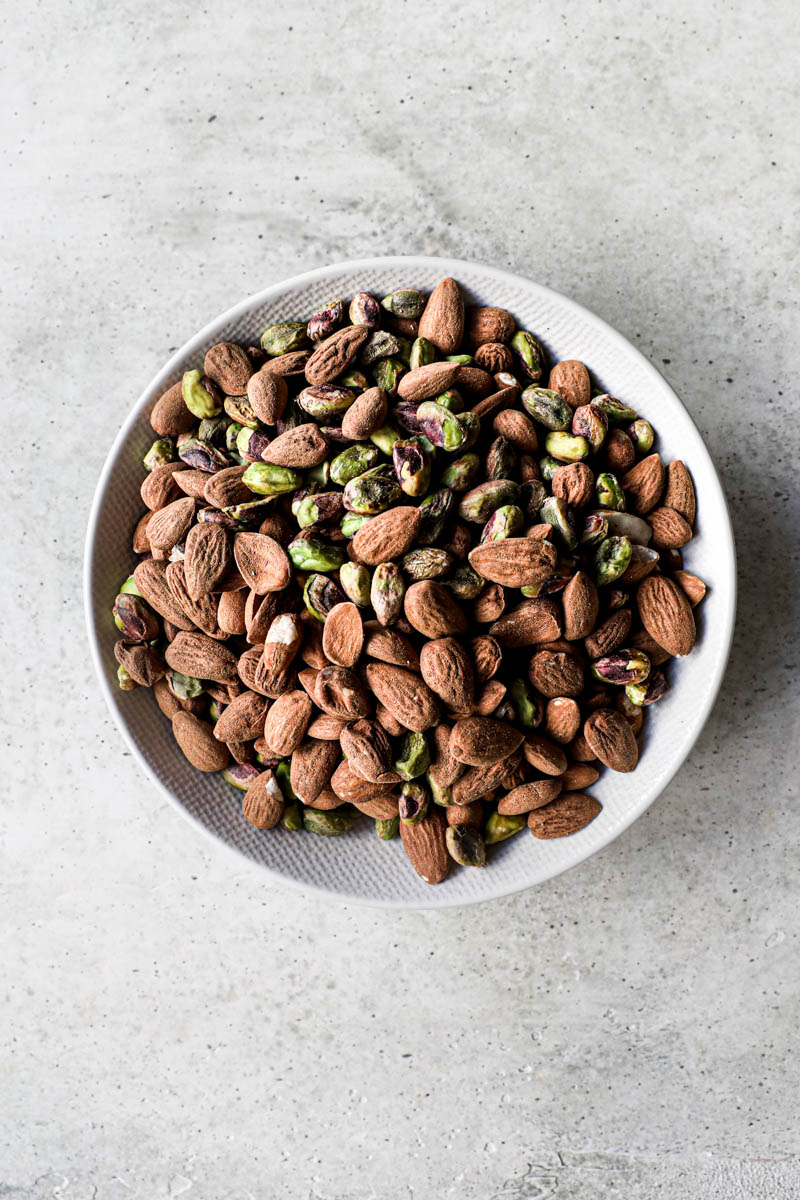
[3,0,799,1195]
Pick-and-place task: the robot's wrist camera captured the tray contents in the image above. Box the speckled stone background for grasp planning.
[3,0,799,1196]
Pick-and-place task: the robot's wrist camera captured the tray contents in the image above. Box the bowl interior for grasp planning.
[85,257,735,908]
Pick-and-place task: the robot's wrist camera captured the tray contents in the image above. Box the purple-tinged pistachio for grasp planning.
[511,330,547,383]
[307,299,344,342]
[409,336,436,371]
[117,663,137,691]
[371,561,405,625]
[303,572,347,621]
[441,452,481,492]
[287,532,346,572]
[444,563,484,600]
[208,698,223,722]
[222,763,262,791]
[544,431,590,462]
[399,780,430,824]
[320,426,351,447]
[340,368,370,390]
[485,811,526,844]
[595,472,626,511]
[381,289,426,319]
[480,504,524,543]
[298,383,356,419]
[580,511,609,548]
[416,401,468,451]
[393,437,432,497]
[113,593,160,642]
[197,414,230,446]
[242,462,302,495]
[539,495,578,550]
[168,669,204,700]
[628,418,655,452]
[260,321,307,356]
[236,426,272,463]
[225,422,244,456]
[626,668,668,706]
[435,388,464,412]
[458,479,520,523]
[143,438,175,472]
[349,292,381,327]
[296,490,345,529]
[394,401,425,434]
[520,479,548,519]
[329,442,380,485]
[417,487,456,545]
[224,393,260,429]
[594,535,633,586]
[520,563,572,599]
[178,437,232,473]
[522,387,572,431]
[360,329,401,365]
[606,588,629,610]
[376,816,400,839]
[369,423,402,455]
[340,513,368,539]
[445,825,487,867]
[591,394,639,424]
[509,677,543,728]
[592,649,651,686]
[572,402,609,452]
[372,356,405,394]
[197,507,239,529]
[400,547,454,581]
[486,435,518,480]
[343,465,402,514]
[182,370,223,419]
[339,561,371,605]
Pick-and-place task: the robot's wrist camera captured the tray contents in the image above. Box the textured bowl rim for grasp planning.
[84,255,737,909]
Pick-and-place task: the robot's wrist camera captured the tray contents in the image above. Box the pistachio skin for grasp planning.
[485,812,526,844]
[260,322,307,356]
[594,534,633,586]
[182,370,223,419]
[376,816,400,840]
[303,809,354,836]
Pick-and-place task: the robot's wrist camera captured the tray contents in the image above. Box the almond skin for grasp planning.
[262,689,313,756]
[183,523,231,600]
[133,559,197,631]
[362,623,420,671]
[552,463,595,509]
[322,602,364,668]
[544,697,582,744]
[400,806,450,885]
[663,460,696,525]
[528,649,585,699]
[150,381,195,437]
[548,360,590,409]
[247,368,289,425]
[647,506,693,550]
[583,709,639,772]
[404,581,468,639]
[213,690,269,742]
[498,778,563,815]
[141,462,187,511]
[304,324,369,385]
[528,792,601,838]
[673,570,707,607]
[637,574,696,657]
[204,342,253,395]
[452,752,522,804]
[290,738,340,803]
[330,759,398,804]
[339,719,394,782]
[165,631,239,682]
[165,561,220,636]
[489,598,562,647]
[351,506,421,566]
[203,465,252,509]
[419,638,475,710]
[242,769,285,829]
[233,532,291,594]
[340,386,387,440]
[522,734,568,776]
[396,361,460,401]
[418,278,465,355]
[492,409,538,453]
[562,571,599,641]
[559,764,600,790]
[468,538,557,588]
[621,453,665,514]
[466,306,515,347]
[449,717,524,766]
[261,423,328,468]
[469,635,502,682]
[172,712,230,772]
[364,663,439,732]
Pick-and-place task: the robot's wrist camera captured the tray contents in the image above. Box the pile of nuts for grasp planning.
[113,277,705,884]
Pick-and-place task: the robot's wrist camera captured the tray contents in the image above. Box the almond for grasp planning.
[552,463,594,509]
[663,460,696,525]
[172,712,230,772]
[261,349,310,377]
[305,787,345,811]
[472,582,505,623]
[559,764,600,790]
[165,560,220,636]
[522,734,568,776]
[647,506,693,550]
[233,532,291,594]
[340,386,387,440]
[245,591,284,646]
[446,801,483,828]
[466,306,514,346]
[261,423,328,468]
[497,778,563,815]
[330,759,398,804]
[472,384,520,420]
[404,581,468,639]
[492,409,538,453]
[150,381,195,437]
[528,649,584,698]
[468,537,557,588]
[468,635,502,683]
[489,598,562,647]
[475,342,513,374]
[673,570,707,607]
[351,795,400,820]
[364,663,439,732]
[322,602,364,668]
[259,612,304,677]
[605,428,635,474]
[141,462,187,511]
[454,365,493,397]
[562,571,599,640]
[584,608,632,658]
[315,665,371,720]
[306,713,346,740]
[548,360,590,409]
[583,709,638,772]
[621,453,665,514]
[637,574,696,657]
[351,506,421,565]
[183,523,231,599]
[428,723,465,789]
[544,697,581,744]
[174,469,214,500]
[133,558,197,631]
[241,769,285,829]
[132,511,153,554]
[290,738,340,803]
[165,631,239,682]
[113,640,165,687]
[399,806,450,885]
[213,690,269,742]
[217,589,248,636]
[396,361,460,401]
[304,324,369,385]
[418,278,464,355]
[203,342,253,395]
[629,627,671,666]
[449,716,524,766]
[452,751,522,804]
[470,678,507,717]
[262,689,312,756]
[362,623,420,671]
[528,792,601,838]
[203,465,252,508]
[247,367,289,425]
[419,638,475,710]
[339,719,394,782]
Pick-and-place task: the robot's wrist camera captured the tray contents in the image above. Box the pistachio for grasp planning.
[393,437,432,497]
[409,336,436,370]
[594,535,633,586]
[343,465,402,514]
[591,394,639,424]
[360,328,401,364]
[580,512,609,547]
[484,811,526,843]
[417,488,456,545]
[522,387,572,430]
[382,289,426,318]
[168,670,204,699]
[295,491,345,529]
[371,561,405,625]
[260,321,308,356]
[592,649,651,685]
[443,563,484,600]
[375,816,400,840]
[339,561,372,605]
[372,356,405,394]
[235,426,271,462]
[113,593,160,642]
[224,393,260,429]
[539,495,578,550]
[486,435,518,480]
[571,403,608,452]
[307,299,344,342]
[394,731,431,781]
[182,370,223,419]
[445,825,487,867]
[511,330,547,382]
[120,575,142,596]
[178,437,231,473]
[415,400,468,451]
[626,668,669,706]
[303,808,354,836]
[330,443,381,486]
[298,383,356,419]
[520,479,548,519]
[441,452,481,492]
[595,472,626,510]
[369,423,402,455]
[117,664,137,691]
[303,573,347,621]
[480,505,524,543]
[538,454,561,483]
[544,431,590,462]
[222,763,262,791]
[287,532,346,572]
[400,548,454,581]
[509,677,543,728]
[348,292,381,327]
[144,438,175,472]
[628,418,655,452]
[340,513,368,539]
[458,479,520,523]
[242,463,302,495]
[398,780,430,824]
[281,800,303,832]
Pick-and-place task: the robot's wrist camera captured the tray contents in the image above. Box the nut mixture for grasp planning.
[113,277,705,884]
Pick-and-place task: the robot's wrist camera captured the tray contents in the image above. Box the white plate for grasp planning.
[84,256,736,908]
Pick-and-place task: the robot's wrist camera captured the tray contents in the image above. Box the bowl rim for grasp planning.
[84,254,737,909]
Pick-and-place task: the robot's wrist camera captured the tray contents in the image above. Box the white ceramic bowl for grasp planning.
[84,256,736,908]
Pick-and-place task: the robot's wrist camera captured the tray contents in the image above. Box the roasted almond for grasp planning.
[165,560,221,636]
[562,571,599,641]
[452,751,522,804]
[141,462,187,511]
[647,506,693,550]
[204,341,253,395]
[203,465,252,509]
[559,764,600,790]
[498,778,563,815]
[552,463,595,509]
[466,305,514,346]
[217,589,248,636]
[621,453,664,514]
[396,361,460,401]
[183,522,231,599]
[449,717,524,766]
[261,423,328,468]
[547,360,590,409]
[364,663,439,732]
[522,733,568,776]
[584,608,632,659]
[339,718,394,782]
[241,769,285,829]
[305,324,369,385]
[663,460,696,525]
[315,665,371,720]
[351,506,421,565]
[489,598,562,647]
[290,738,340,803]
[528,649,584,698]
[492,409,539,453]
[583,709,638,772]
[262,689,313,756]
[673,569,707,607]
[233,532,291,594]
[468,538,557,588]
[544,697,582,744]
[399,806,450,885]
[165,631,239,682]
[150,381,195,437]
[418,278,464,355]
[213,690,269,742]
[133,558,197,631]
[468,634,502,683]
[322,602,364,668]
[637,574,696,657]
[404,581,468,639]
[247,367,289,425]
[340,386,387,439]
[528,792,601,838]
[172,712,230,772]
[419,637,475,711]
